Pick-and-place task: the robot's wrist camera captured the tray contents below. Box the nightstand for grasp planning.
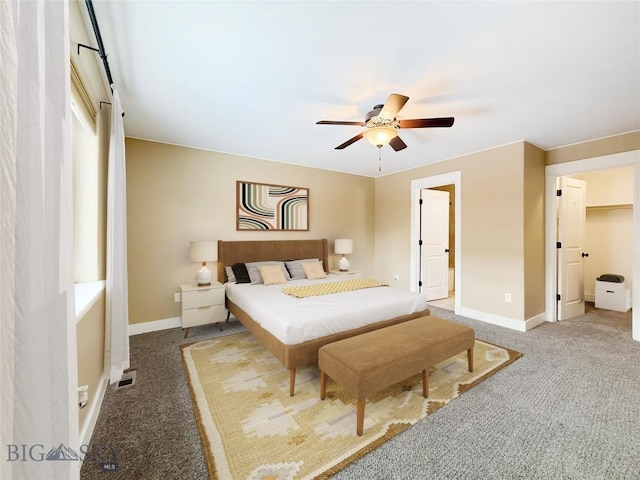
[329,270,362,278]
[180,282,226,338]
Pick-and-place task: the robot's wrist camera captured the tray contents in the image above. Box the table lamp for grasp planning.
[335,239,353,272]
[190,240,217,286]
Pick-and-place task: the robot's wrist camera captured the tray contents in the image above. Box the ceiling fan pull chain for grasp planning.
[378,146,382,172]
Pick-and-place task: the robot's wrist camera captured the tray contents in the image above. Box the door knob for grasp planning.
[445,249,450,253]
[582,252,589,258]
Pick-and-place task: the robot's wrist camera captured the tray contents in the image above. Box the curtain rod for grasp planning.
[78,0,125,116]
[83,0,113,88]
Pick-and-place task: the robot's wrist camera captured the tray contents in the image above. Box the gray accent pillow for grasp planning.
[245,261,291,285]
[285,259,322,280]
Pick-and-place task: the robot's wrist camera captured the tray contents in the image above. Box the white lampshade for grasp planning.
[335,239,353,272]
[190,240,217,286]
[190,241,217,262]
[362,126,398,147]
[334,239,353,255]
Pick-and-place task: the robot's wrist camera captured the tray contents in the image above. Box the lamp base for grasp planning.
[338,256,350,272]
[196,266,212,286]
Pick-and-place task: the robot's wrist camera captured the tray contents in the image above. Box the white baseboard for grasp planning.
[585,292,595,303]
[525,312,547,331]
[459,307,527,332]
[80,375,108,448]
[128,316,181,336]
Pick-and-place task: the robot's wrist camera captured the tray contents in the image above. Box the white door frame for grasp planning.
[411,171,461,314]
[545,150,640,341]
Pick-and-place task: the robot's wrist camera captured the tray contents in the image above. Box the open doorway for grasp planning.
[545,150,639,341]
[411,171,461,314]
[421,186,455,310]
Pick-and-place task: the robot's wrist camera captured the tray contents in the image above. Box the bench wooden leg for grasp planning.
[289,369,296,396]
[356,399,365,436]
[422,369,429,398]
[467,347,474,372]
[320,371,327,400]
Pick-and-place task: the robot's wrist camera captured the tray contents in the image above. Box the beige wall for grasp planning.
[546,132,640,165]
[76,292,106,431]
[375,141,545,324]
[584,208,633,300]
[375,134,637,326]
[523,143,546,319]
[573,167,634,206]
[125,139,375,324]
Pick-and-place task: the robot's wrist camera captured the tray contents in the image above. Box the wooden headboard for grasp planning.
[217,239,329,283]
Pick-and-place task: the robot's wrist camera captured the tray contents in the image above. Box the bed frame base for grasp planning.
[218,239,429,396]
[226,298,428,396]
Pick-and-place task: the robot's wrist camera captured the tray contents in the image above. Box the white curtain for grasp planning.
[1,1,79,479]
[105,87,130,383]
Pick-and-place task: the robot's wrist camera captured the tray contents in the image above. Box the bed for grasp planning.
[217,239,430,395]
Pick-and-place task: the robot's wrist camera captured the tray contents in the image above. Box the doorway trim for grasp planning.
[544,150,640,341]
[411,171,461,314]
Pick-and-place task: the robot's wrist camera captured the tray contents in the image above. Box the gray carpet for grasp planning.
[80,305,639,480]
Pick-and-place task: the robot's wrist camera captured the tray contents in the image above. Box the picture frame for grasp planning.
[236,180,309,231]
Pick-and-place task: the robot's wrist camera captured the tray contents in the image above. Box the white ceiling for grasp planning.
[90,1,640,177]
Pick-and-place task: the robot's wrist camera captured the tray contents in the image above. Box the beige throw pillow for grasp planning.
[301,261,327,280]
[284,259,321,280]
[258,264,288,285]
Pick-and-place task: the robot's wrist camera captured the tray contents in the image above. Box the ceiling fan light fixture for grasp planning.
[317,93,454,151]
[363,126,398,148]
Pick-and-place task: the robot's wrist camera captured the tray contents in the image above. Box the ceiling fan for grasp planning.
[316,93,454,151]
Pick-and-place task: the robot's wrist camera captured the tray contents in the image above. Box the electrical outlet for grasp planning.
[504,293,512,303]
[174,293,181,303]
[393,274,400,282]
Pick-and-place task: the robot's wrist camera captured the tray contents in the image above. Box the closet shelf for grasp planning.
[586,203,632,211]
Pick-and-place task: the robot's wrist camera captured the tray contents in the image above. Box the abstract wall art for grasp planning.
[236,181,309,231]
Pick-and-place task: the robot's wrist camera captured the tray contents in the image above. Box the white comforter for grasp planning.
[225,275,429,345]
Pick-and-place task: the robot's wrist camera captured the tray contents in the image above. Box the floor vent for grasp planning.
[114,369,137,390]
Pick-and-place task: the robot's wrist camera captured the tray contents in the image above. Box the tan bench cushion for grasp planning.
[319,316,475,399]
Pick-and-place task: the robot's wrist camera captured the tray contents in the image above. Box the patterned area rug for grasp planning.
[181,332,521,480]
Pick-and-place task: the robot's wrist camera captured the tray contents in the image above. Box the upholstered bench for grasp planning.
[318,315,475,436]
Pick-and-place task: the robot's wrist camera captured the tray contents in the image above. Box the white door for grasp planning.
[557,177,587,320]
[421,189,450,300]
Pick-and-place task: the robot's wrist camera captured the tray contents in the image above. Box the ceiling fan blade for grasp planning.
[378,93,409,121]
[398,117,455,129]
[316,120,366,126]
[335,132,363,149]
[389,136,407,151]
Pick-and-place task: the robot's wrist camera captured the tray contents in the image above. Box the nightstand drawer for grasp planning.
[182,287,224,309]
[182,305,226,328]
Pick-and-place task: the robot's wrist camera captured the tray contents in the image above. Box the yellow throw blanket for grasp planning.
[282,278,388,298]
